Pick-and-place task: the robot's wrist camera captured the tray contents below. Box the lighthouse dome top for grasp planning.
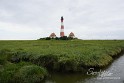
[61,16,64,20]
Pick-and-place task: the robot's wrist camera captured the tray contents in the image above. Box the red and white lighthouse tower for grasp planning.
[60,16,64,37]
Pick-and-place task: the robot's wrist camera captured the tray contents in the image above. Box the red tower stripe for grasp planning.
[61,26,64,29]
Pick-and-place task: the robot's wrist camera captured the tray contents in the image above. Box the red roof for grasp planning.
[49,33,56,38]
[69,32,75,37]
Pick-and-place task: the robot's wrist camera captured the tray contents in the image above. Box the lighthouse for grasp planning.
[48,16,76,40]
[60,16,64,37]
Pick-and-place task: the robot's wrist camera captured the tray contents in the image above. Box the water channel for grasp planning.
[44,54,124,83]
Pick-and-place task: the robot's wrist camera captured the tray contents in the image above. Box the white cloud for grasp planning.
[0,0,124,39]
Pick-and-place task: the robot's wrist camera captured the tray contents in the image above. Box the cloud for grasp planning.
[0,0,124,39]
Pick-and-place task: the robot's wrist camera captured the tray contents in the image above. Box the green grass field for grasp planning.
[0,40,124,82]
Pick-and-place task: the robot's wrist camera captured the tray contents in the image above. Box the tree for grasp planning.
[60,36,68,40]
[45,37,51,40]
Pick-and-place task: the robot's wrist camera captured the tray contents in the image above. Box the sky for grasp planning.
[0,0,124,40]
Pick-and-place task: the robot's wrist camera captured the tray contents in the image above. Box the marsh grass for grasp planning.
[0,40,124,82]
[14,65,48,83]
[0,61,48,83]
[1,40,124,70]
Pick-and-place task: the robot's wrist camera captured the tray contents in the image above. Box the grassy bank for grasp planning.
[0,48,48,83]
[0,40,124,82]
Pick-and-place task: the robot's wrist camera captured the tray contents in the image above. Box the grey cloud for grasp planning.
[0,0,124,39]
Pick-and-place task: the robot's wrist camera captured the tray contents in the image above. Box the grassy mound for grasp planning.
[14,65,48,83]
[0,62,48,83]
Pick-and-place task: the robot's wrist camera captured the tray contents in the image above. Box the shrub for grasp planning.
[56,57,79,72]
[14,65,48,83]
[0,49,12,65]
[0,62,48,83]
[0,49,11,55]
[60,36,68,40]
[10,50,32,63]
[0,63,20,83]
[33,54,58,70]
[45,37,51,40]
